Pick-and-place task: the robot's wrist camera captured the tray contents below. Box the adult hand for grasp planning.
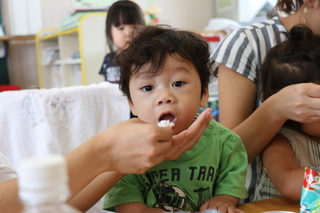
[99,118,174,174]
[95,108,212,174]
[269,83,320,123]
[166,108,213,160]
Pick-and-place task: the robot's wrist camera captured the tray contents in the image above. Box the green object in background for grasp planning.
[71,0,116,7]
[61,11,105,31]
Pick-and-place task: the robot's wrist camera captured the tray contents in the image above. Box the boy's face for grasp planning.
[128,55,209,135]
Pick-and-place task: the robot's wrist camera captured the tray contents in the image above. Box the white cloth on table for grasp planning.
[0,82,129,213]
[0,82,129,171]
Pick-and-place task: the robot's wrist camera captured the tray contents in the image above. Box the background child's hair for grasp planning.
[116,25,213,102]
[106,0,145,56]
[260,24,320,129]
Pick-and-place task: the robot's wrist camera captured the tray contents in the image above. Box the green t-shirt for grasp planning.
[103,119,248,212]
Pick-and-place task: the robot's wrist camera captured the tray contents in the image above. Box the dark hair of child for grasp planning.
[106,0,145,56]
[260,24,320,130]
[275,0,304,14]
[116,25,213,102]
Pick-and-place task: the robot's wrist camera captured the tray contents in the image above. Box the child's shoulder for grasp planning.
[204,119,241,143]
[205,119,234,134]
[201,119,246,159]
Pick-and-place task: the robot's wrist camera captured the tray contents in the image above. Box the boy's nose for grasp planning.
[157,90,175,105]
[158,98,172,105]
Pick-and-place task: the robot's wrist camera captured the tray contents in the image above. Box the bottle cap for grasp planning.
[18,155,70,205]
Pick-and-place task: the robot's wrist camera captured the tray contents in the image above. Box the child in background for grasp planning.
[253,24,320,201]
[103,25,248,213]
[99,0,145,83]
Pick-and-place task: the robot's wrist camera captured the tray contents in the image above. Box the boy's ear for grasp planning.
[200,87,209,107]
[128,100,137,116]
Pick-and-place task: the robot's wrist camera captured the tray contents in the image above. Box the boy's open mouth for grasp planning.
[158,113,176,123]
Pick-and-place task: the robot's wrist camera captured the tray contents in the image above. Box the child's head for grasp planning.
[116,25,213,134]
[260,24,320,130]
[106,0,145,55]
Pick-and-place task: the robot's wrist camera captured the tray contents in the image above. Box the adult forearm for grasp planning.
[65,133,112,198]
[67,171,124,212]
[0,178,22,213]
[232,97,286,163]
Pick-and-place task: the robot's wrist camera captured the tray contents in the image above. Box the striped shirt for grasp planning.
[253,127,320,201]
[212,17,286,84]
[211,17,287,203]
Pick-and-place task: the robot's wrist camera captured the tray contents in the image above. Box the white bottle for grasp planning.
[18,155,81,213]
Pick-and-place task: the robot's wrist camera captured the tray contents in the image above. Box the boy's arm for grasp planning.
[262,133,304,201]
[199,195,243,213]
[115,202,164,213]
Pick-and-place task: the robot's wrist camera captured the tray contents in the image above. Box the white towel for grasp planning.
[0,82,130,169]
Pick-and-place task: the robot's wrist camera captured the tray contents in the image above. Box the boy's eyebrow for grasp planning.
[133,63,192,79]
[137,65,191,75]
[174,66,191,73]
[134,70,155,79]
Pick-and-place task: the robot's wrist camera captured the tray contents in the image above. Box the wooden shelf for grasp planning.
[0,35,35,41]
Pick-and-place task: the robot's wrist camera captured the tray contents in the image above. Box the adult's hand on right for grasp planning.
[268,83,320,123]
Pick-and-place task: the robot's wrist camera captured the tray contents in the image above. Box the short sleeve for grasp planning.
[0,152,18,182]
[212,28,259,84]
[214,131,248,199]
[212,18,286,85]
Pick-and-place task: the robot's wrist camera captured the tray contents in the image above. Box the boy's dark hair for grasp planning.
[260,24,320,130]
[116,25,213,102]
[106,0,145,56]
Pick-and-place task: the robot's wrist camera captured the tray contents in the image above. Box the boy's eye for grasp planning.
[142,85,154,91]
[172,81,184,87]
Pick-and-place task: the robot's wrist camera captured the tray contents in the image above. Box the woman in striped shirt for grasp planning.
[212,0,320,202]
[255,24,320,202]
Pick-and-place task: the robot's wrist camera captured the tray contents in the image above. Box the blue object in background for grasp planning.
[198,97,219,122]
